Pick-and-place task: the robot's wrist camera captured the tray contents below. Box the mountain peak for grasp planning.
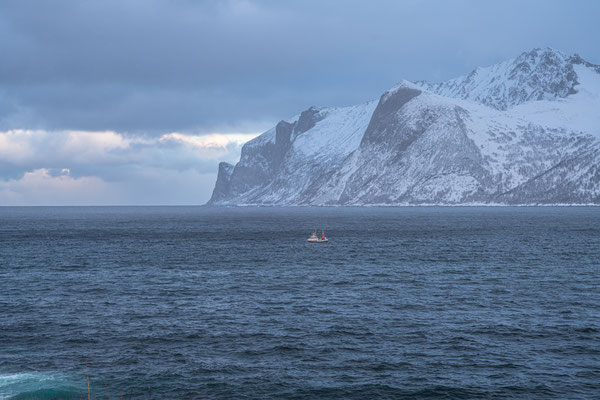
[381,80,422,103]
[416,47,590,109]
[512,47,570,71]
[522,46,565,56]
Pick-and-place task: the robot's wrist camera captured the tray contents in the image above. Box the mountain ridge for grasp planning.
[208,48,600,205]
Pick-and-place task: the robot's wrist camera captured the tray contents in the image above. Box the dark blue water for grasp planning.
[1,207,599,399]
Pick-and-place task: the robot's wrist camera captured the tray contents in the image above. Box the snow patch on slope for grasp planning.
[511,64,600,137]
[293,101,378,159]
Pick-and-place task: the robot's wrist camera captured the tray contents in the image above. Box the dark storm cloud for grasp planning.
[1,0,599,134]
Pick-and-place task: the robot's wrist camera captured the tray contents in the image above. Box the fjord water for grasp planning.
[1,207,599,399]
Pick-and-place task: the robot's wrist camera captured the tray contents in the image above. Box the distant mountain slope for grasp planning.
[208,48,600,205]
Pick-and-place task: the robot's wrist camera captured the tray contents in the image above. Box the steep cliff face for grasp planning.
[208,48,600,205]
[332,85,491,204]
[210,162,235,203]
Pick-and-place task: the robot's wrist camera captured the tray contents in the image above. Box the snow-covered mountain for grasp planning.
[208,48,600,205]
[416,48,600,110]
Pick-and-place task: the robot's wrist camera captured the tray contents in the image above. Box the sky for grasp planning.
[1,0,599,205]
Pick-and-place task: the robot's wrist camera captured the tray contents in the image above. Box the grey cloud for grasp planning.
[1,0,599,134]
[0,129,250,180]
[0,128,257,203]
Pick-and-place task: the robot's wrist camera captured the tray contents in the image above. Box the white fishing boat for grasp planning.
[307,230,328,243]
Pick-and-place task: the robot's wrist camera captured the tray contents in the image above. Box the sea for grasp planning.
[1,206,599,399]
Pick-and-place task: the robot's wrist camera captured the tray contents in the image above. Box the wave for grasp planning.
[0,373,80,400]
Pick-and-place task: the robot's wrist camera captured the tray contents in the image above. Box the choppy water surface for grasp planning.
[1,206,599,399]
